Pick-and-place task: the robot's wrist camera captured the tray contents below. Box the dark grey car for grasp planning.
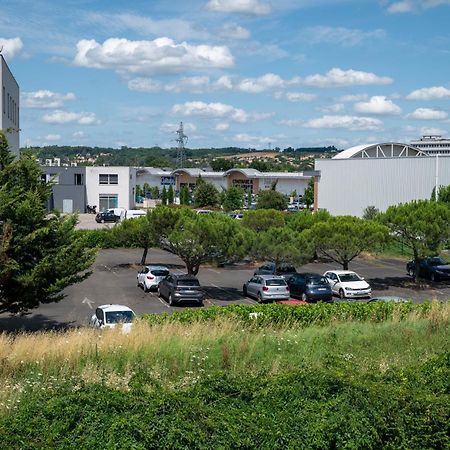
[158,274,204,306]
[254,262,297,280]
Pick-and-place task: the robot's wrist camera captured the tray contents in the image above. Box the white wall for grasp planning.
[315,156,450,216]
[260,177,310,195]
[85,167,134,211]
[0,56,20,157]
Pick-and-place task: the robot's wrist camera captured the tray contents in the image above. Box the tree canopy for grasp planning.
[242,209,285,232]
[193,179,219,207]
[222,187,243,211]
[256,189,287,211]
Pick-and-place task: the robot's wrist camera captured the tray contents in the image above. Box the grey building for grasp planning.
[41,166,87,213]
[0,54,20,157]
[315,143,450,216]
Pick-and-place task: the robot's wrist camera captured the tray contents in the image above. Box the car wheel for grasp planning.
[301,293,308,302]
[339,289,346,300]
[168,293,175,306]
[243,285,248,297]
[144,285,150,293]
[408,267,415,277]
[257,292,263,303]
[100,219,105,224]
[157,287,163,298]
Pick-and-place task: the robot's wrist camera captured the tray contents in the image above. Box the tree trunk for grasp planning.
[343,259,349,270]
[140,246,148,265]
[186,260,200,276]
[413,248,420,283]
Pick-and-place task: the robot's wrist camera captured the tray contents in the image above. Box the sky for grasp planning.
[1,0,450,150]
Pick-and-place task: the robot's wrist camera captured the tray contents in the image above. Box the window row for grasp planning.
[99,174,118,185]
[2,86,19,127]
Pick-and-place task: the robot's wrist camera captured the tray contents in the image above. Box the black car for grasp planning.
[254,262,297,280]
[95,211,120,223]
[158,274,204,306]
[287,273,333,302]
[406,257,450,281]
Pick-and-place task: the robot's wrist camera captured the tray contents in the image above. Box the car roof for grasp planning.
[98,304,135,313]
[257,275,286,280]
[295,272,324,277]
[144,265,169,270]
[325,270,357,275]
[173,273,198,279]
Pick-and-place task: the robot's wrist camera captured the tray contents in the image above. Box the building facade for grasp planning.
[315,143,450,216]
[410,135,450,155]
[0,55,20,157]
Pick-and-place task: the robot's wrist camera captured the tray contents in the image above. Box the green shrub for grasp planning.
[75,229,118,248]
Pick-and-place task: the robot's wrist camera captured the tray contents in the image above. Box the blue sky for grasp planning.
[1,0,450,150]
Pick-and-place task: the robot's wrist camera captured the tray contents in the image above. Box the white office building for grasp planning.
[410,135,450,155]
[0,54,20,156]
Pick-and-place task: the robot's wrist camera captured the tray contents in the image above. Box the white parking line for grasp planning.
[156,296,170,308]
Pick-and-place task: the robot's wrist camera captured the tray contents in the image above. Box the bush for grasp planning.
[75,229,120,248]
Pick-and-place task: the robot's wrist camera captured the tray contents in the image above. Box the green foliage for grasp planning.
[222,186,243,211]
[286,209,330,233]
[242,209,285,232]
[0,148,96,313]
[302,178,314,208]
[432,184,450,204]
[75,229,119,248]
[210,158,234,171]
[249,159,269,171]
[161,186,167,205]
[180,186,190,205]
[193,180,219,207]
[362,205,380,220]
[304,216,389,270]
[382,200,450,279]
[0,131,14,170]
[256,189,288,210]
[167,185,174,205]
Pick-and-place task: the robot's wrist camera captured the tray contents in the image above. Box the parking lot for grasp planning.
[1,248,449,331]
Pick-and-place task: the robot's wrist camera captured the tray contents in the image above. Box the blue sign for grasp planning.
[161,176,175,186]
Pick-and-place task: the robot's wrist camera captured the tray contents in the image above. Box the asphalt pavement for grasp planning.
[1,248,449,332]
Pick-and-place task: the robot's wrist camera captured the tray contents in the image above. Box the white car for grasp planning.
[323,270,371,299]
[137,265,170,292]
[90,304,136,332]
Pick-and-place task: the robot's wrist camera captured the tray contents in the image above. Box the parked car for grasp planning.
[196,209,213,214]
[137,265,170,292]
[287,273,333,302]
[119,209,147,221]
[243,275,290,302]
[254,262,297,280]
[158,273,204,306]
[228,213,243,220]
[90,304,135,332]
[406,257,450,281]
[323,270,371,299]
[368,296,409,303]
[95,210,120,223]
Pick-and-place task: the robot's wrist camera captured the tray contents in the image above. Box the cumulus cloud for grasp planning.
[386,0,450,14]
[72,131,85,138]
[237,73,285,93]
[407,108,448,120]
[338,94,369,102]
[303,115,382,130]
[219,23,251,39]
[305,26,386,47]
[0,37,23,60]
[21,90,76,109]
[300,68,392,88]
[318,103,345,113]
[42,110,99,125]
[285,92,316,102]
[354,96,402,115]
[165,76,213,94]
[406,86,450,100]
[206,0,271,15]
[215,122,230,130]
[44,134,61,141]
[233,133,272,144]
[73,37,234,75]
[128,78,162,93]
[172,101,270,123]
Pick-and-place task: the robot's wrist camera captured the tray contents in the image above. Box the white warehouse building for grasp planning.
[315,142,450,216]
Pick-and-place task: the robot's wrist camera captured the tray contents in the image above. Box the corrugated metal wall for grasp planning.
[315,156,450,216]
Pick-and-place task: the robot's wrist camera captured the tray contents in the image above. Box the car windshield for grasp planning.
[277,266,296,273]
[339,273,362,282]
[105,311,134,324]
[266,279,287,286]
[151,269,169,276]
[307,276,328,285]
[177,279,200,287]
[428,257,447,266]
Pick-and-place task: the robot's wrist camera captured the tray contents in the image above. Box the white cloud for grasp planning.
[233,133,272,144]
[305,26,385,47]
[172,101,270,123]
[407,108,448,120]
[128,78,162,93]
[219,23,251,39]
[160,122,197,133]
[318,103,345,113]
[0,37,23,60]
[279,119,303,127]
[21,90,76,109]
[73,37,234,75]
[406,86,450,100]
[285,92,316,102]
[387,0,450,14]
[42,110,99,125]
[165,76,212,94]
[354,96,402,115]
[215,122,230,130]
[237,73,285,93]
[420,126,448,135]
[338,94,369,102]
[303,115,383,130]
[44,134,61,141]
[72,131,85,138]
[206,0,271,15]
[301,68,393,88]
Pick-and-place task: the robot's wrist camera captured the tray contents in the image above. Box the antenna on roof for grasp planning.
[175,122,188,168]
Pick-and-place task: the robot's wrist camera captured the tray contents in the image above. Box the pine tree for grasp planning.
[161,186,168,205]
[167,185,174,205]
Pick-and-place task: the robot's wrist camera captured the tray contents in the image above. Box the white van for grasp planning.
[119,209,147,221]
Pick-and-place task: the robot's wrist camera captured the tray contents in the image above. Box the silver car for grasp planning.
[137,265,170,292]
[243,275,290,302]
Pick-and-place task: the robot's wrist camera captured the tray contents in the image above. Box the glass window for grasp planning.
[99,194,118,212]
[306,276,328,285]
[266,279,287,286]
[99,174,119,185]
[177,279,200,287]
[49,173,59,184]
[105,311,134,324]
[339,273,361,282]
[151,269,170,277]
[74,173,83,185]
[109,174,118,184]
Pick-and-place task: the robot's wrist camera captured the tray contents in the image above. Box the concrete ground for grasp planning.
[75,213,115,230]
[1,248,449,332]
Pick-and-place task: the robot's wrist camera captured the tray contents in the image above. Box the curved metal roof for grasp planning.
[171,168,221,177]
[333,142,427,159]
[223,168,262,177]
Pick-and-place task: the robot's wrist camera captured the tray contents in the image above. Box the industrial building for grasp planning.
[315,142,450,216]
[0,54,20,157]
[410,135,450,155]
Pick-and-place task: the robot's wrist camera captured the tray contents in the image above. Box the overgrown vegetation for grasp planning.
[0,302,448,449]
